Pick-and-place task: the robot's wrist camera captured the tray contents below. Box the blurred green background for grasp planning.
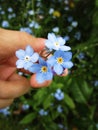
[0,0,98,130]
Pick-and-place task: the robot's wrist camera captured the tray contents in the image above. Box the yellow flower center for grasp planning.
[24,56,30,62]
[41,66,48,73]
[57,57,63,64]
[55,42,59,46]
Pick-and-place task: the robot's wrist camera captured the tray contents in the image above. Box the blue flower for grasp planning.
[0,107,10,116]
[16,45,39,70]
[29,58,53,83]
[54,89,64,101]
[45,33,71,51]
[57,105,63,113]
[39,109,48,116]
[47,50,73,75]
[2,20,9,28]
[20,27,33,34]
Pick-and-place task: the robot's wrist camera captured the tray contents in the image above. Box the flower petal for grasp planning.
[48,33,56,42]
[29,64,41,73]
[39,57,47,65]
[45,40,54,50]
[63,52,72,61]
[24,62,33,70]
[47,56,56,66]
[31,53,39,62]
[60,45,71,51]
[45,71,53,80]
[36,72,46,83]
[53,64,63,75]
[16,49,25,59]
[25,45,34,56]
[63,61,73,68]
[16,60,25,68]
[57,37,65,45]
[54,50,63,58]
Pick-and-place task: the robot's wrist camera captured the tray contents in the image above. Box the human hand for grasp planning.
[0,28,51,108]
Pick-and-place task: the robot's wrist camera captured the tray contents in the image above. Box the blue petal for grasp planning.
[48,33,57,42]
[45,40,54,49]
[63,52,72,61]
[39,57,47,65]
[16,59,25,68]
[29,64,41,73]
[24,62,33,70]
[63,61,73,68]
[31,53,39,62]
[53,64,63,75]
[57,37,65,45]
[36,72,46,83]
[54,50,64,58]
[60,46,71,51]
[45,71,53,80]
[47,56,56,66]
[16,49,25,59]
[25,45,34,56]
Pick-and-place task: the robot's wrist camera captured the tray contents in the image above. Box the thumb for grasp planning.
[0,29,46,60]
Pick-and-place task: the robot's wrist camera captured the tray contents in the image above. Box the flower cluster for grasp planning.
[16,33,73,83]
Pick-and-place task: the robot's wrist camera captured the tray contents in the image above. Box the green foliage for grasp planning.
[0,0,98,130]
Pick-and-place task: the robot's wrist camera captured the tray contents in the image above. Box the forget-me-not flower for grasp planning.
[29,58,53,83]
[39,109,48,116]
[16,45,39,70]
[2,20,9,28]
[57,105,63,113]
[20,27,33,34]
[54,89,64,101]
[0,107,10,116]
[47,50,73,75]
[45,33,71,51]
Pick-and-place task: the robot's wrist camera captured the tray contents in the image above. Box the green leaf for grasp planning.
[43,95,53,109]
[20,113,36,124]
[64,93,75,109]
[78,80,93,100]
[96,0,98,7]
[70,79,87,104]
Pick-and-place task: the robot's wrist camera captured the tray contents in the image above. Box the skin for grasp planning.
[0,28,68,108]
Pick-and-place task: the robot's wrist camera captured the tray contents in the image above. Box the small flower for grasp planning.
[22,104,30,111]
[0,107,10,116]
[64,35,70,42]
[29,58,53,83]
[16,45,39,70]
[45,33,71,51]
[57,105,63,113]
[49,8,54,14]
[7,7,13,12]
[39,109,48,116]
[71,21,78,27]
[54,89,64,101]
[28,10,34,15]
[52,27,59,33]
[77,52,85,60]
[20,27,33,34]
[47,50,73,75]
[74,31,81,40]
[53,10,61,17]
[2,20,9,28]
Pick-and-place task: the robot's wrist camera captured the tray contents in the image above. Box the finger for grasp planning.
[30,74,52,88]
[61,69,68,76]
[0,65,16,80]
[0,98,14,109]
[0,73,30,99]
